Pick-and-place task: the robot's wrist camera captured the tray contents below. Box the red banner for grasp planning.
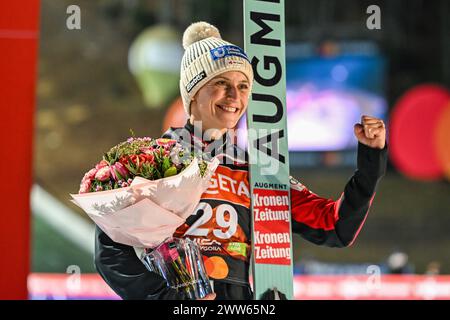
[253,188,291,265]
[0,1,40,299]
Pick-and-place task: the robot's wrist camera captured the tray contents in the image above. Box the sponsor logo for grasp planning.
[255,246,291,260]
[206,172,250,198]
[190,237,222,247]
[253,194,289,207]
[200,246,222,252]
[186,70,207,93]
[252,189,292,265]
[227,60,244,66]
[254,208,290,222]
[254,231,290,244]
[210,45,249,62]
[226,242,248,257]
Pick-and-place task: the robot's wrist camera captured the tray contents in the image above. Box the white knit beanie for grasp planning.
[180,21,254,115]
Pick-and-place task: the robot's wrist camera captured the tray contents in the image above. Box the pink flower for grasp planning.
[110,162,129,181]
[83,168,97,180]
[95,160,109,170]
[140,147,155,154]
[79,180,91,194]
[156,138,177,148]
[95,166,111,181]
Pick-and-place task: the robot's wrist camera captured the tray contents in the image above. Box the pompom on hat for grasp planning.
[179,22,254,115]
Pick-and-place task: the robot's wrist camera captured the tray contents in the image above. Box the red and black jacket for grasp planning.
[94,121,387,299]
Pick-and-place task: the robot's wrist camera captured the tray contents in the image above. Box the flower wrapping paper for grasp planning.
[71,157,219,248]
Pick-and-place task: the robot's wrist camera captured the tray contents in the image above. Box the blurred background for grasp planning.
[27,0,450,299]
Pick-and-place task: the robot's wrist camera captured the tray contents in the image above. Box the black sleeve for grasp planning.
[290,142,387,247]
[332,142,387,246]
[94,226,187,300]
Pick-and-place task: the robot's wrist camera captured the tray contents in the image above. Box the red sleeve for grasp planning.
[290,143,387,247]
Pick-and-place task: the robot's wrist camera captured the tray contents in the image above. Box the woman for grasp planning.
[95,22,387,300]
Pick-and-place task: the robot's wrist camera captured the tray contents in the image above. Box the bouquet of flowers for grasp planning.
[71,137,219,248]
[141,237,212,299]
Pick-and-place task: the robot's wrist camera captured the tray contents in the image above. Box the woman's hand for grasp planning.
[197,293,216,300]
[354,115,386,149]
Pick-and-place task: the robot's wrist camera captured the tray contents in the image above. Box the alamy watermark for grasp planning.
[366,264,382,291]
[169,121,285,175]
[66,5,81,30]
[66,265,81,292]
[366,5,381,30]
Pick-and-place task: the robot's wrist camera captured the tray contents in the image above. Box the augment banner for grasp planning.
[244,0,294,300]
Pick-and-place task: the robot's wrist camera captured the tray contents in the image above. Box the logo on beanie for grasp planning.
[186,71,207,93]
[228,60,244,66]
[210,45,249,62]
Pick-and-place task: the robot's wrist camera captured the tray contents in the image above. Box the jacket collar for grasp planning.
[183,120,230,152]
[164,121,247,164]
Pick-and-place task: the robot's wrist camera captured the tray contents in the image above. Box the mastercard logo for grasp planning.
[203,256,229,280]
[389,84,450,180]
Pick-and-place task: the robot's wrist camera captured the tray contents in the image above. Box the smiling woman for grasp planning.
[190,71,250,137]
